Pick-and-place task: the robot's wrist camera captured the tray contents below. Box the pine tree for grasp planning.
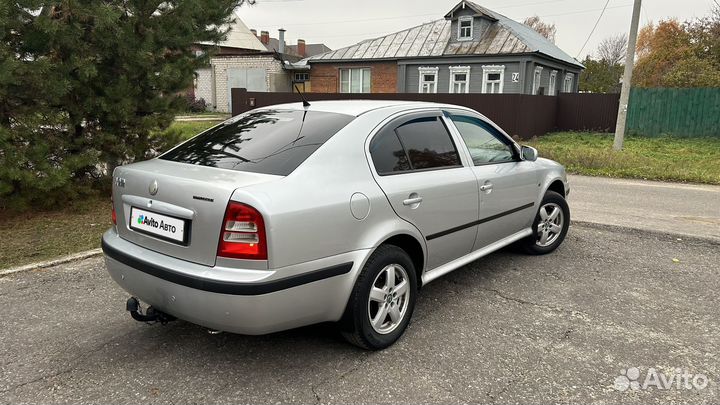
[0,1,243,209]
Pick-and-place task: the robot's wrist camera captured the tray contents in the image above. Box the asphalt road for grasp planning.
[1,225,718,404]
[568,175,720,242]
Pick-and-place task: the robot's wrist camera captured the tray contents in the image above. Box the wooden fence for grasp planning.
[626,88,720,137]
[230,88,618,139]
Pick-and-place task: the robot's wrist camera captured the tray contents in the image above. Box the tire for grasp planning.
[339,245,417,350]
[519,190,570,255]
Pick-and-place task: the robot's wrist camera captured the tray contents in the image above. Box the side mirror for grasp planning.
[521,145,538,162]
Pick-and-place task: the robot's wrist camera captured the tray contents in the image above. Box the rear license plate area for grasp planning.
[129,207,189,245]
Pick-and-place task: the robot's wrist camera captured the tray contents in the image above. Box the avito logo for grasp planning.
[137,214,159,228]
[137,213,177,233]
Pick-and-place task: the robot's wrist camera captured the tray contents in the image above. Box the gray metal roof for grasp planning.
[302,1,583,69]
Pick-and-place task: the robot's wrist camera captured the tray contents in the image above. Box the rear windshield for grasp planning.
[160,109,354,176]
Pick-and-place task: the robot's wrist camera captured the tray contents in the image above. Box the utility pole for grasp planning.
[613,0,642,151]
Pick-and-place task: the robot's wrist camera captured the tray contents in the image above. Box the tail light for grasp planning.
[111,194,117,225]
[218,202,267,260]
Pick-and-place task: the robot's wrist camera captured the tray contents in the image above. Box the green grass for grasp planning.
[158,120,222,141]
[526,132,720,185]
[0,196,111,269]
[174,111,230,118]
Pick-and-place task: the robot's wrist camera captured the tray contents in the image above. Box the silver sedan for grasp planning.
[102,100,570,350]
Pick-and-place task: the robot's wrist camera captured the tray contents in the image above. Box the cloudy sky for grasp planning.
[237,0,715,60]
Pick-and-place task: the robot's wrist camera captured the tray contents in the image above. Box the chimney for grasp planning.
[250,28,257,37]
[278,28,286,54]
[297,39,306,57]
[260,30,269,45]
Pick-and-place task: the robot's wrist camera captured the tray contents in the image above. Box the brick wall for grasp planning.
[193,68,213,108]
[210,55,285,112]
[308,61,397,93]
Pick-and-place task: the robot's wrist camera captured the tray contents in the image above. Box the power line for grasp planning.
[575,0,611,58]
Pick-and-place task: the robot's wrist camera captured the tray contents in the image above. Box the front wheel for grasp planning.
[519,190,570,255]
[340,245,417,350]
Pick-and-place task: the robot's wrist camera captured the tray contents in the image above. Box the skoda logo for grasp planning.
[149,180,158,196]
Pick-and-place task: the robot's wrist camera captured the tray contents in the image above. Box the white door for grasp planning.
[227,68,267,112]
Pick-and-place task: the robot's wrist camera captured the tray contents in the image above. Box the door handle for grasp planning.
[480,183,493,192]
[403,197,423,206]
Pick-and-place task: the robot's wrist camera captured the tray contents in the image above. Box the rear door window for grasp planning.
[369,115,461,175]
[395,117,461,170]
[368,128,411,174]
[160,109,354,176]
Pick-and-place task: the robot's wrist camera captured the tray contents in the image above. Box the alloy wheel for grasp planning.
[536,202,564,247]
[367,264,411,334]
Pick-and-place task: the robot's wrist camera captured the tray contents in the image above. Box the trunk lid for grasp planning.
[112,159,280,266]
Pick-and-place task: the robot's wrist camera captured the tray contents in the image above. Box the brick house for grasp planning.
[294,1,584,95]
[193,16,330,112]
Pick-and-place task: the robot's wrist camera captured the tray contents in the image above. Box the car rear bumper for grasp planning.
[101,229,367,335]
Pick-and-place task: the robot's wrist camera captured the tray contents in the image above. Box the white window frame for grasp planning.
[418,67,439,93]
[532,66,543,95]
[481,65,505,94]
[458,16,473,41]
[449,66,471,93]
[339,68,371,93]
[563,72,575,92]
[548,70,557,96]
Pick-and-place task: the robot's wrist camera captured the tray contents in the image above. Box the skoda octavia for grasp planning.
[102,100,570,350]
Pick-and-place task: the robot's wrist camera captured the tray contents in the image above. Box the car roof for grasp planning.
[257,100,471,117]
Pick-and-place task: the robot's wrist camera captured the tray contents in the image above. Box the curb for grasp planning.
[0,248,103,277]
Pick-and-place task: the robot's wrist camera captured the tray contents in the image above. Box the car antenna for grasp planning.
[294,84,311,108]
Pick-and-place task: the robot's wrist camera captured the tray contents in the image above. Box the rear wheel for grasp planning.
[340,245,417,350]
[520,190,570,255]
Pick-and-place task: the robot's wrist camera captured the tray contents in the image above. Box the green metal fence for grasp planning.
[627,88,720,137]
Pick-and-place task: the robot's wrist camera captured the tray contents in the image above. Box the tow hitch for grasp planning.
[126,297,176,324]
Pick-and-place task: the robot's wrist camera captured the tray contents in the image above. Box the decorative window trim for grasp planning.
[532,66,543,95]
[548,70,557,96]
[458,16,474,41]
[481,65,505,94]
[564,72,575,92]
[449,66,471,93]
[418,66,439,94]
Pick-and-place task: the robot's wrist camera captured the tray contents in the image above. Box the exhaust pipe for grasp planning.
[126,297,176,324]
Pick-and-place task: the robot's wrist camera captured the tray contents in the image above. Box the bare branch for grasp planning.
[522,15,557,43]
[597,33,628,65]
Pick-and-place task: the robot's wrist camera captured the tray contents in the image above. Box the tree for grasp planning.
[633,17,720,87]
[579,57,623,93]
[0,0,243,209]
[523,15,557,43]
[597,33,627,65]
[685,1,720,67]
